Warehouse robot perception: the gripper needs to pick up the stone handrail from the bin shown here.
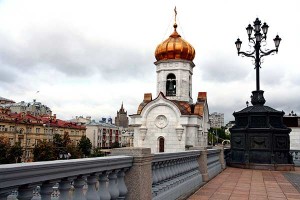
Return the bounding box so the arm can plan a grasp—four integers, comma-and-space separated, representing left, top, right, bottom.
207, 149, 223, 180
0, 147, 226, 200
0, 156, 133, 200
151, 151, 204, 200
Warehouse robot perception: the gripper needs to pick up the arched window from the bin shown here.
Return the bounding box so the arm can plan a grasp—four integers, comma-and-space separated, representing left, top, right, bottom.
166, 73, 176, 96
158, 137, 165, 152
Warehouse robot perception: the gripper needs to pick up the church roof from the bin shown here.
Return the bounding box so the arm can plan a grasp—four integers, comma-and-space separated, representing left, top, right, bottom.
154, 10, 195, 62
136, 92, 207, 117
155, 25, 195, 62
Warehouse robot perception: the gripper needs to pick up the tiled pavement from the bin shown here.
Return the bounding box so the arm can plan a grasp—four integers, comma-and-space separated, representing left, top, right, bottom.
188, 167, 300, 200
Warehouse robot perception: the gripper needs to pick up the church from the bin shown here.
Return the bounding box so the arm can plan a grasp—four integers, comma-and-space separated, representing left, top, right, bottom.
130, 11, 209, 153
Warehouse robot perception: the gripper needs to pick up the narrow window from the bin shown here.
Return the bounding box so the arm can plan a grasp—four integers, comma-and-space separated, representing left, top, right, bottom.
166, 73, 176, 96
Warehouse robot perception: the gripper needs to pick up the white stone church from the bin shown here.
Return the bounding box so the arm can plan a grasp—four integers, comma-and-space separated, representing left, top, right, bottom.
130, 16, 209, 153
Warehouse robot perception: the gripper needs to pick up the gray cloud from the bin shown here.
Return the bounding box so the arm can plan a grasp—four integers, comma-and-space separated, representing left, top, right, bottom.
0, 28, 154, 81
0, 66, 17, 83
200, 54, 249, 82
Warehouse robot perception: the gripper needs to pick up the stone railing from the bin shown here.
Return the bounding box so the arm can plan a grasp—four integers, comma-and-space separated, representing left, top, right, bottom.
290, 150, 300, 167
0, 156, 133, 200
1, 147, 226, 200
207, 149, 224, 180
151, 151, 204, 200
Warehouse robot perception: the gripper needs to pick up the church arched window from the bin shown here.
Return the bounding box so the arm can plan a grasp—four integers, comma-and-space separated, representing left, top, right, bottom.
158, 137, 165, 152
166, 73, 176, 96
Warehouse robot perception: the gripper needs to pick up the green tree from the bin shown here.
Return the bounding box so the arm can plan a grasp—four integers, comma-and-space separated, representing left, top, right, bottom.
0, 136, 10, 164
91, 147, 104, 157
33, 140, 55, 161
62, 132, 71, 147
111, 141, 120, 148
66, 143, 82, 159
8, 142, 23, 163
78, 136, 92, 157
53, 133, 63, 158
208, 127, 230, 145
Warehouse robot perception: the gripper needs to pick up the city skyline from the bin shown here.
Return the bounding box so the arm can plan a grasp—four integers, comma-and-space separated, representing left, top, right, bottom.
0, 0, 299, 123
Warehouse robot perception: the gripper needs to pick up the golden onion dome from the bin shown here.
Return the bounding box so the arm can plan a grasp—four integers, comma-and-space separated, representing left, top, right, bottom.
155, 23, 195, 62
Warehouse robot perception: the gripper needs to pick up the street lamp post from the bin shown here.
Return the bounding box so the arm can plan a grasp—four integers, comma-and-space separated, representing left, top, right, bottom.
229, 18, 293, 169
235, 18, 281, 104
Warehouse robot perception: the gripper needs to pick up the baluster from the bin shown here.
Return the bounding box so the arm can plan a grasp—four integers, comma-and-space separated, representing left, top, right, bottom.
17, 185, 34, 200
59, 178, 72, 200
72, 176, 87, 200
173, 159, 180, 177
152, 163, 159, 197
117, 168, 128, 200
178, 158, 184, 175
154, 162, 162, 183
159, 162, 166, 181
169, 160, 177, 187
0, 193, 9, 200
152, 163, 158, 185
40, 181, 56, 200
108, 170, 120, 200
0, 188, 14, 200
186, 157, 192, 172
51, 184, 59, 199
98, 172, 111, 200
86, 173, 100, 200
169, 160, 176, 178
165, 161, 171, 180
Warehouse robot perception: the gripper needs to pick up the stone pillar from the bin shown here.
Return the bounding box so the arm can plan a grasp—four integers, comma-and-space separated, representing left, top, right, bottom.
111, 147, 153, 200
215, 145, 226, 170
190, 147, 208, 182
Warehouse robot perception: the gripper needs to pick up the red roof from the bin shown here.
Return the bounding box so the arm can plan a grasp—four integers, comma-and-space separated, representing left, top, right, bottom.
0, 108, 85, 130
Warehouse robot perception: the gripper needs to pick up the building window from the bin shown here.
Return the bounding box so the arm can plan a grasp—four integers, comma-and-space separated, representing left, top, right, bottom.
26, 139, 30, 146
36, 128, 40, 134
0, 125, 5, 131
10, 126, 15, 132
166, 73, 176, 96
9, 138, 14, 145
26, 127, 32, 133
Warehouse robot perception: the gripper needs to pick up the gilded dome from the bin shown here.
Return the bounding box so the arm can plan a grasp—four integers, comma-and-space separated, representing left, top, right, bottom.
155, 23, 195, 62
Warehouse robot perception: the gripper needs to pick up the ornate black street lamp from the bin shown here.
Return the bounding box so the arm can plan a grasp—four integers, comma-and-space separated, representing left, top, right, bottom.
228, 18, 293, 170
235, 18, 281, 93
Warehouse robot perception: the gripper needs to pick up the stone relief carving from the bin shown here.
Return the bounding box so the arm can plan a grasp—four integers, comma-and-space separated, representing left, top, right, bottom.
155, 115, 168, 129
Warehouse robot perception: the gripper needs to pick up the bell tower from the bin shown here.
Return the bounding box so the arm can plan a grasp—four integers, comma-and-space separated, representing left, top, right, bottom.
154, 8, 195, 103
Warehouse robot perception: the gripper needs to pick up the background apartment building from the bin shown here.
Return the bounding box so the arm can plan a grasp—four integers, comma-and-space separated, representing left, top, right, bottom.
209, 112, 224, 128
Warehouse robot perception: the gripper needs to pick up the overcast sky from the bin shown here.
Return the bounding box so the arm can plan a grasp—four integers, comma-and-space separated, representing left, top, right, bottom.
0, 0, 299, 123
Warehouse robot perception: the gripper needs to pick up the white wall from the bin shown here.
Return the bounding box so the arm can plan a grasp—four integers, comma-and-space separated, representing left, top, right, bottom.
290, 127, 300, 150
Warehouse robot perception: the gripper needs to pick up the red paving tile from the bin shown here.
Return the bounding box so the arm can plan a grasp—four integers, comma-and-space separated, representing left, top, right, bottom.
188, 167, 300, 200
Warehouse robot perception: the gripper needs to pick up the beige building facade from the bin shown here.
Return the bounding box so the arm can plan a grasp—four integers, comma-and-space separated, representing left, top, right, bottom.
0, 107, 86, 161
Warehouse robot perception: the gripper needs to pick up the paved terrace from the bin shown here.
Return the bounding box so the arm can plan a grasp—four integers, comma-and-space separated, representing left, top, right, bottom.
188, 167, 300, 200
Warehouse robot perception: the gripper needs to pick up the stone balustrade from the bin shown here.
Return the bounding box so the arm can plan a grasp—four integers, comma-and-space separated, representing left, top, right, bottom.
0, 147, 226, 200
207, 148, 224, 180
0, 156, 133, 200
151, 151, 204, 200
